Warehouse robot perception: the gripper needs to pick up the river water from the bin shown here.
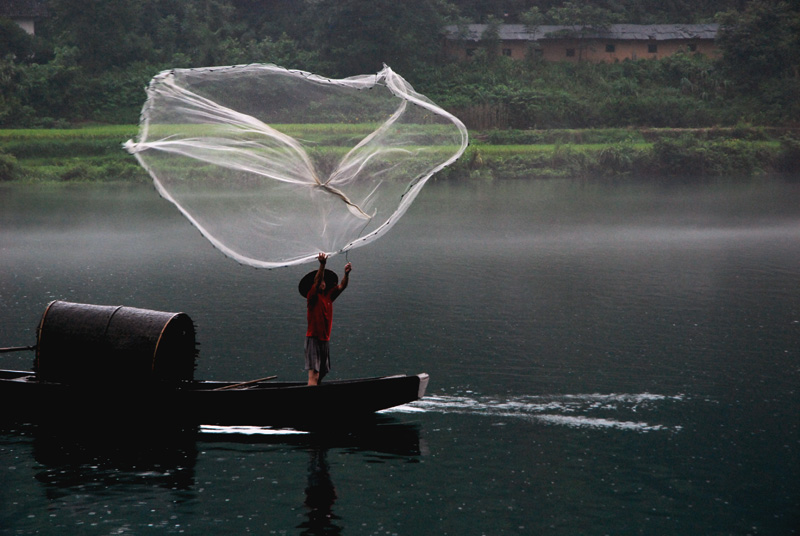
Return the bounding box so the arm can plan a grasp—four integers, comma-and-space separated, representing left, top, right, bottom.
1, 177, 798, 535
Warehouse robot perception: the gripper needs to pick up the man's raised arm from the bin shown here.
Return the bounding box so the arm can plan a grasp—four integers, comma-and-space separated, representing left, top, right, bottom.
311, 252, 327, 293
332, 262, 351, 300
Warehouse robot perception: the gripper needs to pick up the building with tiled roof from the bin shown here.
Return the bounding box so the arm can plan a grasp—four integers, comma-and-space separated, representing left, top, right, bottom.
444, 24, 719, 62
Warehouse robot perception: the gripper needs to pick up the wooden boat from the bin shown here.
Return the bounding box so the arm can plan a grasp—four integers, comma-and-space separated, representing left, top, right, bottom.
1, 301, 429, 427
0, 369, 429, 427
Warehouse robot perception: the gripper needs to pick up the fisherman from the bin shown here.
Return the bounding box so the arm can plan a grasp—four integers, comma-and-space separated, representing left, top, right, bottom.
301, 252, 351, 386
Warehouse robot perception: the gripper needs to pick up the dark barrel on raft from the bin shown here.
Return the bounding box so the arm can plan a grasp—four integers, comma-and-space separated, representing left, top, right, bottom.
34, 300, 196, 383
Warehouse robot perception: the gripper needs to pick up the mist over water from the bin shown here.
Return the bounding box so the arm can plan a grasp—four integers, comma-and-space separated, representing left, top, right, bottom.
1, 177, 798, 535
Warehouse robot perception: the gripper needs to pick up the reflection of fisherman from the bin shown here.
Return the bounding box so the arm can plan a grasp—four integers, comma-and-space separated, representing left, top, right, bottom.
301, 253, 351, 386
298, 447, 340, 534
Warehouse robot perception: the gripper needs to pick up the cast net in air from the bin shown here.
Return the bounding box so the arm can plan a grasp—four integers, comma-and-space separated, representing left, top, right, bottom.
124, 64, 468, 268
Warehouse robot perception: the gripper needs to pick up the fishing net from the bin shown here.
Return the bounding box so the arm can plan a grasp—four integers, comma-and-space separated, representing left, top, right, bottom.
125, 64, 468, 268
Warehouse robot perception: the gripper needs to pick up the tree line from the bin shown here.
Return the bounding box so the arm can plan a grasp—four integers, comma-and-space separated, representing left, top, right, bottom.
0, 0, 797, 128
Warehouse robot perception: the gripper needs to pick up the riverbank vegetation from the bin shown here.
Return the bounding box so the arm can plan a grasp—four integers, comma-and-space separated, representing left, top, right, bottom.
0, 0, 797, 180
457, 133, 798, 180
1, 125, 797, 183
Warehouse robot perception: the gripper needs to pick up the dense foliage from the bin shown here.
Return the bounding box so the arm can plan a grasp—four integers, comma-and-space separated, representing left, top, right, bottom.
0, 0, 797, 128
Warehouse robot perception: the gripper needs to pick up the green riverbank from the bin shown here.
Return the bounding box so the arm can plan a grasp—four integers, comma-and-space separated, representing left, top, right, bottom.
1, 126, 798, 183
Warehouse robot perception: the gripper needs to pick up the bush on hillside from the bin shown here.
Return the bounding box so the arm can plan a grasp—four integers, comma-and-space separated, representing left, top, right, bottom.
0, 150, 20, 181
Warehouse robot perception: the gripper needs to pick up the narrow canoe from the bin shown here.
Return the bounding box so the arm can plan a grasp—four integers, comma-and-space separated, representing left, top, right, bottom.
0, 369, 429, 427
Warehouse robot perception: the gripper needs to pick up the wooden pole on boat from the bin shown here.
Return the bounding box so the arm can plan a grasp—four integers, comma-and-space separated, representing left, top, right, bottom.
0, 345, 36, 354
211, 375, 278, 391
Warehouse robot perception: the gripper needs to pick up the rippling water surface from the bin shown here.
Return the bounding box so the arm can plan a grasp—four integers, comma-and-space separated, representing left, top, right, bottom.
1, 177, 798, 535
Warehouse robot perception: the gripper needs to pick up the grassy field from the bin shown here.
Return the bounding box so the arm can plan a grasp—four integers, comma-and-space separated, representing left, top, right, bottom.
0, 125, 144, 183
0, 125, 796, 183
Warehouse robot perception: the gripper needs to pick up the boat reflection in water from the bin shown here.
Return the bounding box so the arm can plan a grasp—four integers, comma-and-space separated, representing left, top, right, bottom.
28, 421, 199, 509
14, 416, 422, 534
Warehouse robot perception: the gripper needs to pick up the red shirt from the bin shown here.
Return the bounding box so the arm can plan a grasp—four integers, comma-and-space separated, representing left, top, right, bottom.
306, 285, 334, 341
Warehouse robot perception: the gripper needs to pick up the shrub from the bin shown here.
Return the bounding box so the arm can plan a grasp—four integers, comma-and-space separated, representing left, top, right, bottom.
59, 162, 94, 182
775, 136, 800, 174
649, 136, 767, 177
596, 144, 635, 176
0, 150, 19, 181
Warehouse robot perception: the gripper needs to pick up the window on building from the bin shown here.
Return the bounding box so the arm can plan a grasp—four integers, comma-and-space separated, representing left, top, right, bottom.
688, 43, 697, 52
534, 49, 543, 57
605, 44, 615, 53
648, 43, 657, 53
466, 48, 475, 57
566, 48, 575, 57
502, 48, 512, 57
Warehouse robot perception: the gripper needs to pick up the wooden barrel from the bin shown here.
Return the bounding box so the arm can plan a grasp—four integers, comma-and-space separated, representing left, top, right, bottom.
35, 301, 196, 383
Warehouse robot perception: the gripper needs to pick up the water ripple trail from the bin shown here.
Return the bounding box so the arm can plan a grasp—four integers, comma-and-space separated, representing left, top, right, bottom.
387, 392, 685, 433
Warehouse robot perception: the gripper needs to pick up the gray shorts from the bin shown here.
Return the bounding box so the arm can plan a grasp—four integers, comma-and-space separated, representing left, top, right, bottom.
305, 336, 331, 377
